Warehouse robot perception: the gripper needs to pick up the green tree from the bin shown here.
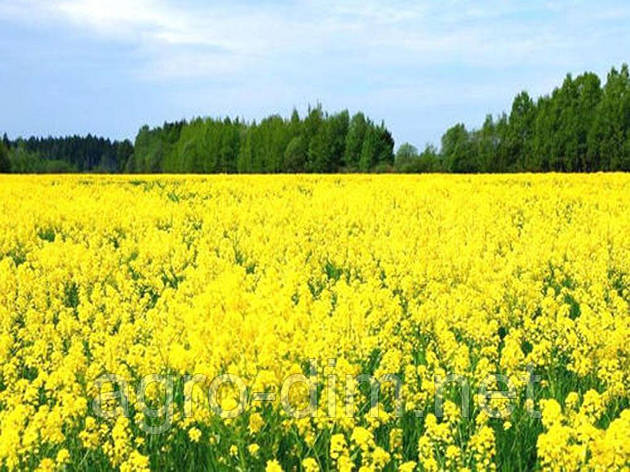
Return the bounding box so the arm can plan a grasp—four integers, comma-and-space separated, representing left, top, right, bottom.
506, 91, 536, 170
532, 97, 553, 171
284, 136, 308, 172
572, 72, 602, 170
359, 126, 378, 171
588, 65, 630, 170
395, 143, 441, 173
395, 143, 419, 162
237, 130, 255, 173
374, 124, 395, 166
441, 123, 475, 172
474, 115, 498, 172
7, 143, 42, 172
0, 140, 10, 173
115, 140, 134, 173
418, 144, 441, 172
344, 113, 367, 169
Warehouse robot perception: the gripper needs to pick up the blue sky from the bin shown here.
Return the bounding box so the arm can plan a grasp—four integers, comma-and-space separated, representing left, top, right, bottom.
1, 0, 629, 148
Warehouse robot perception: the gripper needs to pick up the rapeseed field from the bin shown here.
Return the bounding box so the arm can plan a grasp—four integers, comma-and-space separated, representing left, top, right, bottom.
0, 174, 628, 471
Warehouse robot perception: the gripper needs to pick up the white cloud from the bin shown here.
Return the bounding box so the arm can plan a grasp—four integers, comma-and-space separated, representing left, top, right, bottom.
2, 0, 603, 80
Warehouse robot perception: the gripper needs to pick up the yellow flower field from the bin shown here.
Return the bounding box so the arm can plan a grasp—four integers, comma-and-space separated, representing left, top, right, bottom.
0, 174, 628, 471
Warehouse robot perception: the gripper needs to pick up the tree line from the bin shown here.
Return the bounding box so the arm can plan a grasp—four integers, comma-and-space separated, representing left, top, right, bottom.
1, 64, 629, 174
125, 106, 394, 173
396, 64, 630, 172
0, 134, 133, 173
